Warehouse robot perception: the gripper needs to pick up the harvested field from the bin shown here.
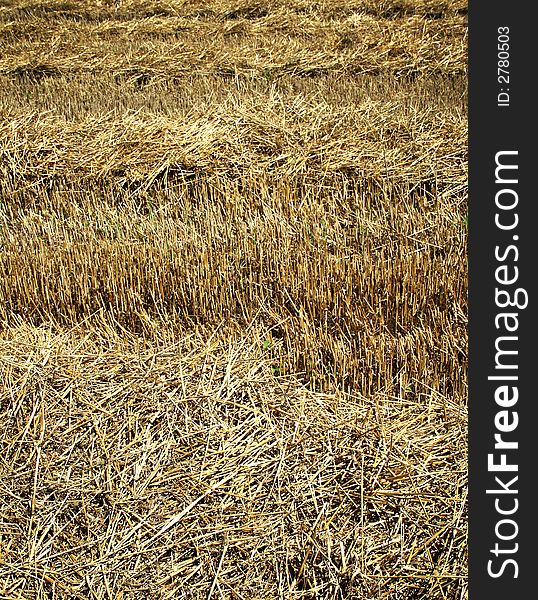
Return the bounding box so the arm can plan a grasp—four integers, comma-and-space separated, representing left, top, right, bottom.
0, 1, 468, 598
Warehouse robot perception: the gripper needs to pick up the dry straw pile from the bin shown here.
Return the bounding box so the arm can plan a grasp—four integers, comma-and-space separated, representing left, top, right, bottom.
1, 0, 467, 598
0, 322, 466, 598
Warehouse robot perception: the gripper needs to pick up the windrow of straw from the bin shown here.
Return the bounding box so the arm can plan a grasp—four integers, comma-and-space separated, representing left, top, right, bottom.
1, 98, 466, 188
0, 3, 466, 79
0, 322, 467, 599
0, 0, 468, 21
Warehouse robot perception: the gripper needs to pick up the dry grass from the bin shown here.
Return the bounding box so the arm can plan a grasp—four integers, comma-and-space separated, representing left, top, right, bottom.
0, 0, 467, 597
1, 97, 466, 183
0, 0, 466, 80
0, 322, 466, 598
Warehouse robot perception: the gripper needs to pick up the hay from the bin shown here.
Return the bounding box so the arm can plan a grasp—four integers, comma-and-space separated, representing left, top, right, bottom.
0, 2, 466, 79
0, 99, 466, 186
0, 0, 468, 597
0, 322, 466, 598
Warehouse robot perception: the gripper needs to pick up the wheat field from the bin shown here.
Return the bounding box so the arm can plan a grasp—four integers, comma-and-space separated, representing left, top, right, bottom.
0, 1, 467, 598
